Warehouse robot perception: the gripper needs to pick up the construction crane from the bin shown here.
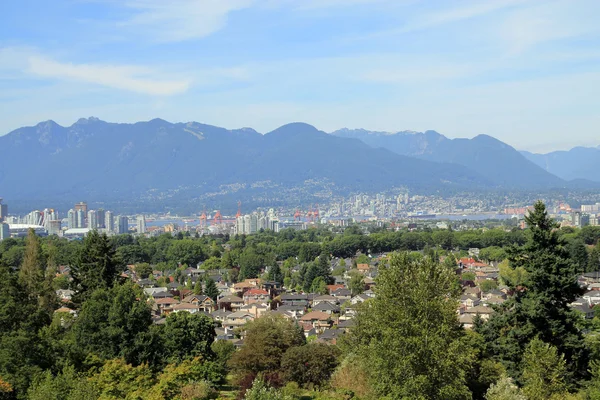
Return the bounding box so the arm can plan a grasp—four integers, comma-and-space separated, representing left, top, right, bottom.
235, 201, 242, 219
294, 209, 301, 221
213, 210, 223, 225
307, 207, 314, 222
200, 209, 207, 227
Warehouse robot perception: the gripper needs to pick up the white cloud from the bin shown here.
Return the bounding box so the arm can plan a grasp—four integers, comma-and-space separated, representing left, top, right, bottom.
117, 0, 254, 42
27, 55, 191, 95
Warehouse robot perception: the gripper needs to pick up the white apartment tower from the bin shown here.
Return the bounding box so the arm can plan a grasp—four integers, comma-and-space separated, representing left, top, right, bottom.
136, 215, 146, 234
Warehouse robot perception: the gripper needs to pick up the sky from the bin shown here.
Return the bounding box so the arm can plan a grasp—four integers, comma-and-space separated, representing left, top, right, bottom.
1, 0, 599, 152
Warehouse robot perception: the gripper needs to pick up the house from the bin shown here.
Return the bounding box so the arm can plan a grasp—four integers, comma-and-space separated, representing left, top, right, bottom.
233, 281, 256, 295
280, 293, 309, 307
313, 301, 340, 314
223, 311, 255, 333
172, 303, 203, 314
136, 279, 156, 288
318, 328, 344, 345
571, 297, 595, 319
460, 295, 480, 308
331, 288, 352, 302
211, 309, 232, 323
481, 297, 505, 306
276, 304, 305, 318
463, 286, 481, 298
327, 284, 345, 294
357, 264, 370, 274
337, 319, 355, 332
300, 311, 334, 332
268, 309, 296, 320
144, 287, 169, 297
240, 303, 269, 318
459, 313, 476, 329
363, 277, 376, 289
312, 295, 338, 307
154, 297, 180, 315
583, 290, 600, 305
182, 294, 215, 313
464, 305, 494, 321
350, 294, 371, 305
152, 291, 174, 299
243, 288, 270, 305
218, 295, 244, 311
299, 322, 317, 338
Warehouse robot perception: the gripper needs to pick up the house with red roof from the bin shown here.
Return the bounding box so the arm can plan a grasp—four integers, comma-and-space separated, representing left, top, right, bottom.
243, 288, 270, 305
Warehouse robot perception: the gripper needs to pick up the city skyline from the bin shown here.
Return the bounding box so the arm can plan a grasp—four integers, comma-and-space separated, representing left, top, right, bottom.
2, 0, 600, 152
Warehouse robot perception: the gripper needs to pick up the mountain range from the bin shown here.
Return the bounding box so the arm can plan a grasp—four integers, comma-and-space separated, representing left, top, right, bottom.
521, 147, 600, 183
0, 118, 596, 210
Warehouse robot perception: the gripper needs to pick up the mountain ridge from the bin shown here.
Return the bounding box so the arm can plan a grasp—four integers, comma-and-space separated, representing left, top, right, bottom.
331, 128, 565, 188
0, 118, 494, 203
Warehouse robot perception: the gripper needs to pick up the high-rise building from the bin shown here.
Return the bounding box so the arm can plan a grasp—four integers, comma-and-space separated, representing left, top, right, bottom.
136, 215, 146, 234
76, 209, 85, 228
47, 220, 61, 235
0, 223, 9, 240
74, 202, 88, 214
117, 215, 129, 234
88, 210, 98, 230
97, 209, 106, 229
105, 211, 114, 233
75, 202, 88, 227
67, 209, 76, 229
0, 198, 7, 223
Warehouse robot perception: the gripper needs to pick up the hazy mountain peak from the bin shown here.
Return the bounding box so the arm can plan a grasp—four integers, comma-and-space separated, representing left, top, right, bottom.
73, 116, 102, 125
267, 122, 320, 136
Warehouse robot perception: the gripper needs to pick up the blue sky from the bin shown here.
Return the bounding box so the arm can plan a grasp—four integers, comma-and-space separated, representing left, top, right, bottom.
1, 0, 599, 152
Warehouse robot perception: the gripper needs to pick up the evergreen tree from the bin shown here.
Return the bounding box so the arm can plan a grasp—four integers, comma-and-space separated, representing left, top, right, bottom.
71, 231, 122, 304
193, 279, 203, 295
267, 263, 283, 283
204, 277, 219, 303
479, 201, 588, 383
570, 239, 589, 273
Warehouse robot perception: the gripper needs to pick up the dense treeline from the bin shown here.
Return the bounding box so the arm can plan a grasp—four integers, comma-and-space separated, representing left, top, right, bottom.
2, 223, 599, 278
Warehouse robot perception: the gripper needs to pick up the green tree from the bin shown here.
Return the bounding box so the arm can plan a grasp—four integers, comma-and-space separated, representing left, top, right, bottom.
135, 263, 153, 279
19, 229, 55, 312
161, 311, 216, 363
484, 375, 525, 400
203, 277, 219, 303
280, 343, 340, 388
348, 271, 365, 296
345, 253, 471, 399
194, 279, 203, 295
570, 239, 590, 273
521, 338, 568, 400
479, 280, 498, 293
267, 263, 283, 283
66, 281, 153, 368
19, 229, 45, 299
479, 201, 588, 383
70, 231, 122, 304
589, 245, 600, 273
229, 314, 305, 379
309, 276, 327, 295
